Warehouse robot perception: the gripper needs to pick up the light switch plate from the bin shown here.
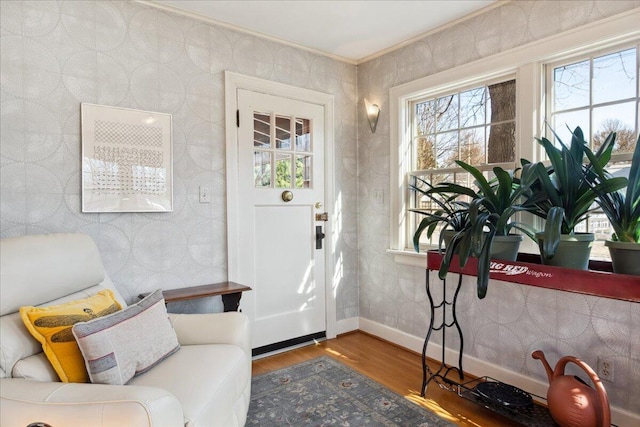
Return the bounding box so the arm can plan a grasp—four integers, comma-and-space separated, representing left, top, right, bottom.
199, 186, 210, 203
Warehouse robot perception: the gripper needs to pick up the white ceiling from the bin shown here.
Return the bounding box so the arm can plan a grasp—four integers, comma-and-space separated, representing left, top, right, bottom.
152, 0, 497, 63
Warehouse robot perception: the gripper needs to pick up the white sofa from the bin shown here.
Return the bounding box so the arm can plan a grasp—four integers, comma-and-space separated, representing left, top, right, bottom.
0, 233, 251, 427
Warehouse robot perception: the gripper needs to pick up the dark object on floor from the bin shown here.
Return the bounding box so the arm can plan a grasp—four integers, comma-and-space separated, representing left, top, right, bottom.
458, 376, 558, 427
474, 380, 533, 408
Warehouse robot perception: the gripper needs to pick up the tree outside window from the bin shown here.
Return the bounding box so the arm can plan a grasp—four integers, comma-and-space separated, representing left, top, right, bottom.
410, 78, 516, 247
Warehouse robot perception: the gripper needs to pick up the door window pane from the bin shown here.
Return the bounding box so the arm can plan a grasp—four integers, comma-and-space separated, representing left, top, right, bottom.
296, 155, 311, 188
275, 115, 291, 149
295, 118, 311, 152
252, 112, 313, 189
254, 151, 271, 188
275, 153, 292, 188
254, 113, 270, 148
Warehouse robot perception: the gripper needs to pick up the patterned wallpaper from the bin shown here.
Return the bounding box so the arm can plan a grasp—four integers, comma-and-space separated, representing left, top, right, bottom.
1, 0, 639, 417
0, 0, 358, 318
356, 0, 640, 414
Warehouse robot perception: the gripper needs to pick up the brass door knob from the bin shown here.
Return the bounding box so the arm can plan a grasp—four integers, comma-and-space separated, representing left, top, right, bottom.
281, 190, 294, 202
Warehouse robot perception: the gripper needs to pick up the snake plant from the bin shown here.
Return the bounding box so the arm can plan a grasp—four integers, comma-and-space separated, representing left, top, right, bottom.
409, 176, 470, 252
588, 134, 640, 243
521, 126, 628, 259
423, 160, 538, 299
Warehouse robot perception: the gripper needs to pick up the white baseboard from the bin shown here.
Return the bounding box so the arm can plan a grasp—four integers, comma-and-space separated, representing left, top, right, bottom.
336, 317, 359, 335
357, 317, 639, 427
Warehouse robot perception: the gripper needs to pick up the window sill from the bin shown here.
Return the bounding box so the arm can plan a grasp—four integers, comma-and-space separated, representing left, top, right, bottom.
387, 249, 427, 268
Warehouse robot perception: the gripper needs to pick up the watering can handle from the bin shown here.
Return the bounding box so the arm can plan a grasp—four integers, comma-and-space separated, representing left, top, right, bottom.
554, 356, 611, 427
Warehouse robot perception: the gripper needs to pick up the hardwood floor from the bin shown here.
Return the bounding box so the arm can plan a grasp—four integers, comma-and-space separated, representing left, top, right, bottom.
252, 331, 522, 427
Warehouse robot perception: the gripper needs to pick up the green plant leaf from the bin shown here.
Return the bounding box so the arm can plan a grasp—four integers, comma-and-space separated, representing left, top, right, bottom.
540, 207, 563, 259
456, 160, 498, 205
476, 227, 496, 299
493, 166, 513, 212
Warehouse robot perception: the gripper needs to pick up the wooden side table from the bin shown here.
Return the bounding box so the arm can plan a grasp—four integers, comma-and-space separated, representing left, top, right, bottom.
139, 281, 252, 312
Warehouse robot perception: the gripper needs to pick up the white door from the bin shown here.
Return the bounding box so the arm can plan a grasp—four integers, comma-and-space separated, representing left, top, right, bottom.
236, 89, 326, 350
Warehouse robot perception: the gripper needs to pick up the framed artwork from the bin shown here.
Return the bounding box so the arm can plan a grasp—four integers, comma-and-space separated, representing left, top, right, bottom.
81, 103, 173, 213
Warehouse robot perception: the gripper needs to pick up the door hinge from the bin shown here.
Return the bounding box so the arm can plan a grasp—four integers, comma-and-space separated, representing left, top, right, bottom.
236, 109, 240, 127
315, 212, 329, 221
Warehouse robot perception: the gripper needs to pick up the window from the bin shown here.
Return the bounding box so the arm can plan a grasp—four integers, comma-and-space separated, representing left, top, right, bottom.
410, 78, 516, 247
548, 46, 638, 156
389, 11, 639, 267
547, 44, 639, 259
253, 113, 313, 189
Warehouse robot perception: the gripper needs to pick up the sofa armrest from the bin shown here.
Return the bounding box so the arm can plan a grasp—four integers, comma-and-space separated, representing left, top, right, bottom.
0, 378, 184, 427
168, 312, 251, 358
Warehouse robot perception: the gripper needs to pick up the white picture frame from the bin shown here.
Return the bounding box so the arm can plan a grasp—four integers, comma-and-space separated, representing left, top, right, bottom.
81, 103, 173, 213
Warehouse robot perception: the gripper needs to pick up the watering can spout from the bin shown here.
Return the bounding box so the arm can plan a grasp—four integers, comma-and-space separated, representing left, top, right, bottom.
531, 350, 553, 384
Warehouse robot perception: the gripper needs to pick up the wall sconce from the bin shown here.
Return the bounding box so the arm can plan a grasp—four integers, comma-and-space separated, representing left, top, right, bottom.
364, 98, 380, 134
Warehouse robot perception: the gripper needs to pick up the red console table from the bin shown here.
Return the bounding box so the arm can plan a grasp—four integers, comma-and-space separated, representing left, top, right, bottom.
421, 251, 640, 397
426, 250, 640, 302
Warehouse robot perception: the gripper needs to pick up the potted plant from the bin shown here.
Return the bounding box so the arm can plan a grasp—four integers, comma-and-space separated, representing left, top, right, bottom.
588, 134, 640, 275
522, 126, 628, 270
422, 160, 538, 299
409, 175, 470, 252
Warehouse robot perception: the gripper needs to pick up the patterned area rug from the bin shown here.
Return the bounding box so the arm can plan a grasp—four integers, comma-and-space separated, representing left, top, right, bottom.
247, 356, 455, 426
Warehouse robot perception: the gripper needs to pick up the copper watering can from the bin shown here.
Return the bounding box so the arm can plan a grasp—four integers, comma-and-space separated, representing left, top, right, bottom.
532, 350, 610, 427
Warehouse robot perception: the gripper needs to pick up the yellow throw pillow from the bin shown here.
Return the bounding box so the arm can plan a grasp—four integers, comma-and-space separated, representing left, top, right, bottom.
20, 290, 122, 383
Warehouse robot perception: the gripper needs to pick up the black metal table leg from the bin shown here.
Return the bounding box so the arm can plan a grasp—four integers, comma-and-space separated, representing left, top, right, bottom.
421, 270, 465, 396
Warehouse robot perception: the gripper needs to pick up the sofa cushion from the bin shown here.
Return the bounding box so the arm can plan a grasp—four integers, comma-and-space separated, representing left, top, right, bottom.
73, 289, 180, 385
12, 353, 58, 382
129, 344, 250, 427
1, 233, 127, 316
19, 290, 122, 383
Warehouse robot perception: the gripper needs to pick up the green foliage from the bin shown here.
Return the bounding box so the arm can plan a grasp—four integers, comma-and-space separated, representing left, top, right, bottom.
520, 126, 628, 258
417, 161, 537, 299
409, 125, 634, 299
409, 176, 470, 253
589, 134, 640, 243
275, 157, 306, 188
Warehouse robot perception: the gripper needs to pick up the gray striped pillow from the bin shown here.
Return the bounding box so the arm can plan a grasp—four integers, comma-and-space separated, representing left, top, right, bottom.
72, 289, 179, 385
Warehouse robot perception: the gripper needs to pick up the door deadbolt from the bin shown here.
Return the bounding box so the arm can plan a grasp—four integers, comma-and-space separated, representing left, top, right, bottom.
281, 190, 293, 202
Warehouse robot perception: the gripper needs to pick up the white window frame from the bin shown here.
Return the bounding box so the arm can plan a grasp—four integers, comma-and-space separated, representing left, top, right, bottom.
388, 10, 640, 268
408, 74, 518, 250
545, 42, 640, 164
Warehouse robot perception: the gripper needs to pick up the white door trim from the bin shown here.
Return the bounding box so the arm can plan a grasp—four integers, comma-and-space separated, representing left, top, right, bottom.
224, 71, 337, 340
